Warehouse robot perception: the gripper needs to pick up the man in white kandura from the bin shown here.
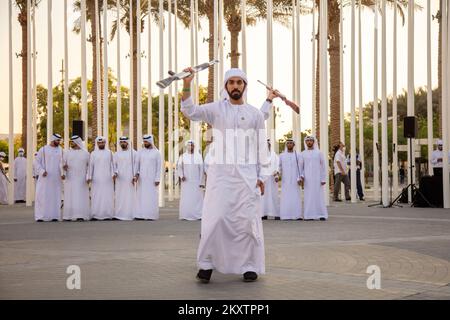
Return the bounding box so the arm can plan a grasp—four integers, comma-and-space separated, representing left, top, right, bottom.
134, 134, 161, 221
0, 152, 8, 205
113, 136, 137, 221
261, 139, 280, 220
177, 140, 205, 220
278, 138, 303, 220
13, 148, 27, 203
87, 136, 115, 220
34, 133, 63, 222
431, 140, 450, 176
300, 136, 328, 221
62, 135, 90, 221
181, 66, 274, 283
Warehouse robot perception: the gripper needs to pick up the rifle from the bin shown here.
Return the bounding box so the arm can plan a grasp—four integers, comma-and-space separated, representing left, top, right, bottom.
156, 60, 220, 89
257, 80, 300, 114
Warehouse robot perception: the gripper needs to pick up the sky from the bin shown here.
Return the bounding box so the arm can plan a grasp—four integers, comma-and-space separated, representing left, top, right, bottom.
0, 0, 440, 140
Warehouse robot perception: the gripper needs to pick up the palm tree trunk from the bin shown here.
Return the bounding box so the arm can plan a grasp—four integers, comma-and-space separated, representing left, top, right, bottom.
328, 1, 340, 150
88, 0, 99, 141
227, 12, 241, 68
19, 9, 28, 150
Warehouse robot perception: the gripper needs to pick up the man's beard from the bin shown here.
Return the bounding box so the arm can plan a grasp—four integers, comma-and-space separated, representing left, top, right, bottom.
227, 89, 243, 100
99, 145, 105, 150
121, 144, 128, 150
144, 144, 151, 149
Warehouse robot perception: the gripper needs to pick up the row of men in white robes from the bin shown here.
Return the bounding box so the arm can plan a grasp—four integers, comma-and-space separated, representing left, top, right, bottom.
261, 137, 328, 221
33, 133, 162, 222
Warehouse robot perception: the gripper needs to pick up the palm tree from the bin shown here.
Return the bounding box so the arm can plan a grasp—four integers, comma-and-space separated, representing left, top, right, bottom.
14, 0, 41, 150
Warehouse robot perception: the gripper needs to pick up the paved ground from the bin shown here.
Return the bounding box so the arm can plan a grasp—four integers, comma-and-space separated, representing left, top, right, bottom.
1, 196, 450, 300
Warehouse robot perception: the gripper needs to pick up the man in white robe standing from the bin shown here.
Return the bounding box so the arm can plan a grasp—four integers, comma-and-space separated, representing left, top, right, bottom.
278, 139, 303, 220
300, 136, 328, 221
0, 152, 9, 205
62, 135, 91, 221
113, 136, 137, 221
134, 134, 161, 220
87, 136, 115, 220
177, 140, 204, 220
181, 67, 273, 283
13, 148, 27, 203
261, 139, 280, 220
34, 133, 63, 222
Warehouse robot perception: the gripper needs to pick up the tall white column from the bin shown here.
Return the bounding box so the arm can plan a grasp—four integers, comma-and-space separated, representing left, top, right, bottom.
312, 5, 316, 136
213, 0, 218, 100
241, 0, 247, 73
319, 0, 329, 205
8, 0, 14, 205
340, 1, 344, 144
64, 0, 69, 149
174, 0, 180, 198
266, 0, 274, 141
95, 0, 102, 137
443, 0, 450, 208
381, 0, 388, 207
373, 0, 379, 200
158, 0, 165, 207
350, 0, 357, 203
47, 0, 53, 143
81, 0, 88, 144
137, 0, 142, 148
26, 0, 32, 206
32, 0, 37, 159
426, 0, 433, 176
168, 0, 173, 201
296, 1, 301, 149
103, 0, 109, 142
218, 0, 224, 88
358, 0, 365, 191
392, 0, 399, 196
407, 0, 415, 202
189, 0, 197, 143
129, 0, 134, 144
147, 0, 152, 135
291, 0, 298, 146
116, 0, 122, 150
194, 0, 200, 146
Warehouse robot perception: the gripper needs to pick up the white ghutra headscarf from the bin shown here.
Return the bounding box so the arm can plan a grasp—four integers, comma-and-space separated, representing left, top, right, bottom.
221, 68, 248, 103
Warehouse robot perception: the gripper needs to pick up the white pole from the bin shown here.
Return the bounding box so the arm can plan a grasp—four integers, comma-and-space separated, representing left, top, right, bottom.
426, 0, 433, 176
296, 1, 301, 149
350, 0, 357, 203
174, 0, 179, 198
159, 0, 165, 207
103, 0, 109, 142
218, 0, 224, 89
81, 0, 88, 144
340, 1, 344, 144
117, 0, 122, 150
189, 0, 196, 142
319, 0, 329, 205
241, 0, 247, 73
373, 0, 379, 200
194, 0, 200, 146
148, 0, 152, 135
168, 0, 173, 201
358, 0, 365, 191
392, 0, 399, 195
32, 0, 37, 159
64, 0, 69, 150
443, 0, 450, 208
312, 4, 316, 136
267, 0, 274, 141
26, 0, 32, 206
8, 0, 14, 205
47, 0, 53, 144
137, 0, 142, 148
381, 0, 388, 207
95, 0, 102, 137
407, 0, 415, 202
292, 0, 297, 146
129, 0, 134, 144
213, 0, 218, 100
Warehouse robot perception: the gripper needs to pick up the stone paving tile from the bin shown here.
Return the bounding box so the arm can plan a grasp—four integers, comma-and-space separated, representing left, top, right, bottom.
0, 201, 449, 299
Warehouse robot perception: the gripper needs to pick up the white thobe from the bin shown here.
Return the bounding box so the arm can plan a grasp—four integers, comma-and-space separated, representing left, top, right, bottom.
261, 151, 280, 217
134, 147, 161, 220
14, 156, 27, 201
431, 150, 450, 168
113, 149, 137, 220
63, 149, 91, 220
181, 96, 270, 275
34, 145, 63, 221
88, 149, 115, 220
279, 151, 303, 220
0, 165, 8, 204
301, 149, 328, 220
177, 152, 204, 220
